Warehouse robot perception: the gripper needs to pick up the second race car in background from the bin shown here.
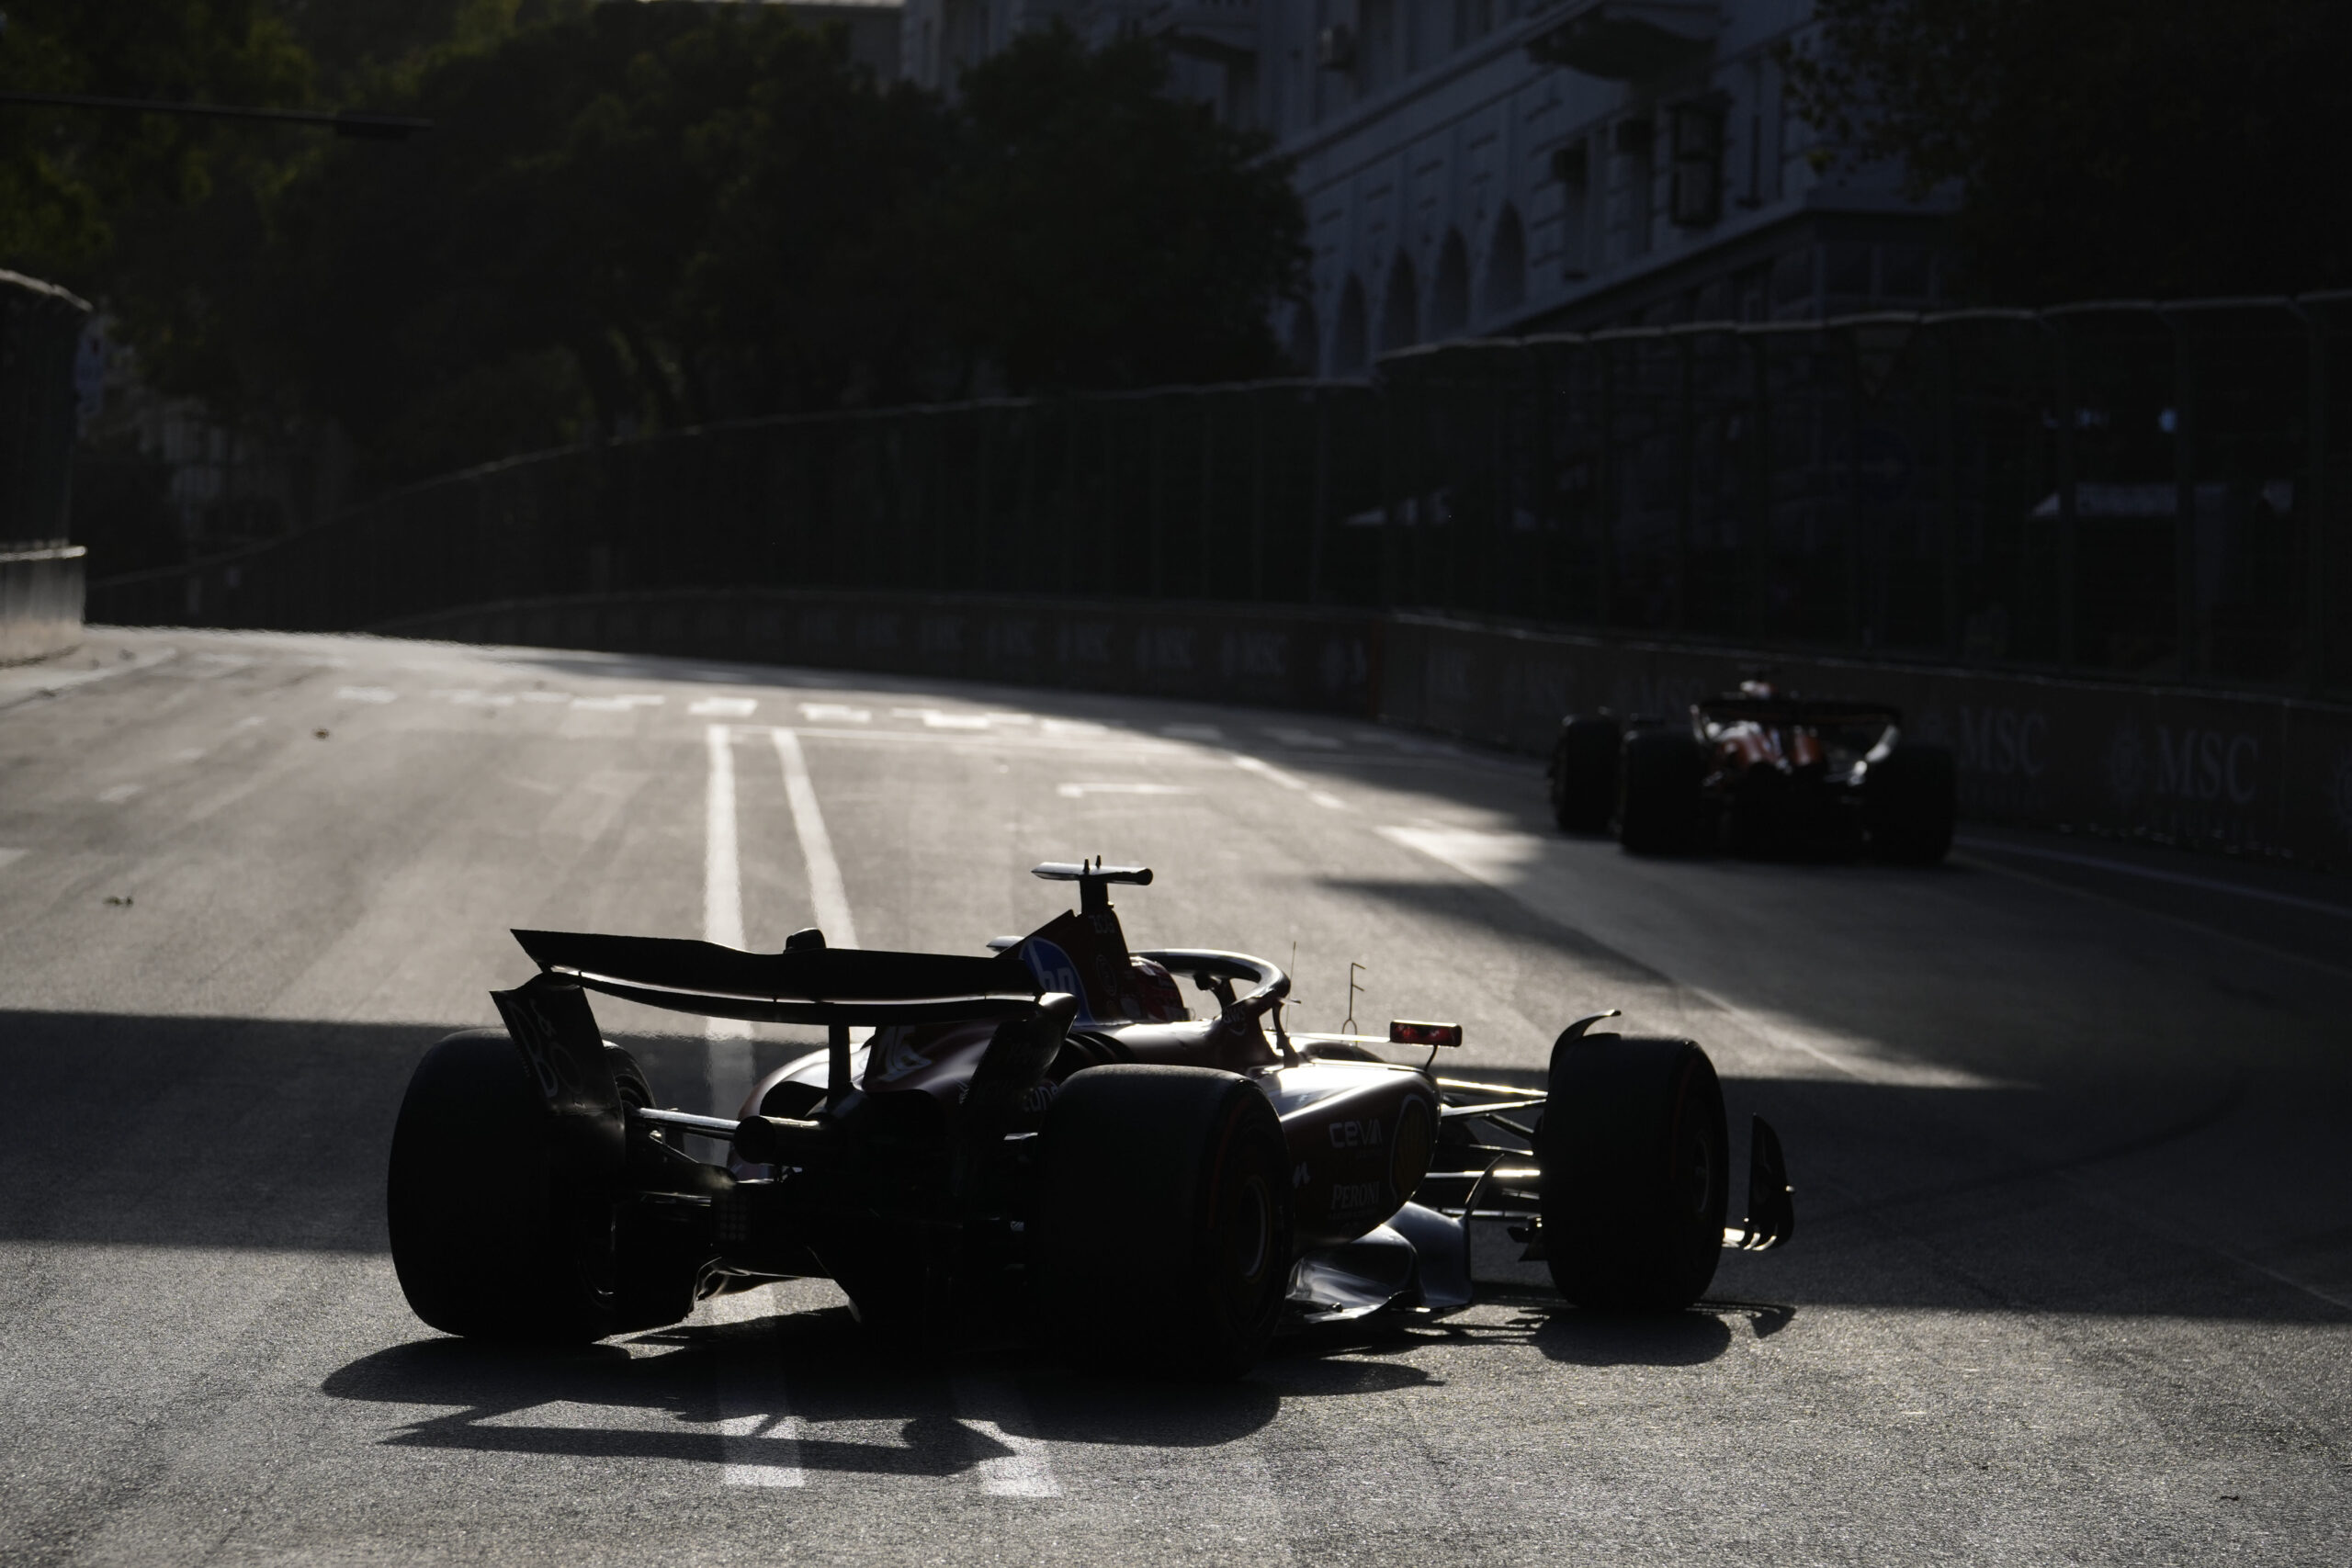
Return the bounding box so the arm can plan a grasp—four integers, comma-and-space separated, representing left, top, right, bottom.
1549, 682, 1956, 862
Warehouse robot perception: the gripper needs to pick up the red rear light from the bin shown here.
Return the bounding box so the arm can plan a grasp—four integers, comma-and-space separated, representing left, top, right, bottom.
1388, 1020, 1463, 1048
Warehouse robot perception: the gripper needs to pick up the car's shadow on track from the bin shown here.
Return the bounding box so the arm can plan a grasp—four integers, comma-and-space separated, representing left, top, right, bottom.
322, 1288, 1764, 1474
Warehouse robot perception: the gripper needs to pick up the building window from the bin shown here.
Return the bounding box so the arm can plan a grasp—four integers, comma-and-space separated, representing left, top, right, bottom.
1552, 140, 1591, 278
1616, 116, 1655, 259
1668, 100, 1724, 227
1483, 205, 1528, 315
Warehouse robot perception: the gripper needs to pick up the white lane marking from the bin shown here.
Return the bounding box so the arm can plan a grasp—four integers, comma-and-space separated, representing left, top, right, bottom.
786, 727, 1177, 756
335, 685, 396, 704
799, 703, 870, 723
1160, 723, 1224, 741
983, 712, 1036, 725
895, 706, 991, 729
771, 730, 860, 948
705, 727, 753, 1111
1230, 752, 1309, 791
951, 1375, 1062, 1498
1263, 726, 1341, 750
519, 691, 572, 704
0, 849, 26, 873
1955, 835, 2352, 920
1307, 791, 1349, 811
707, 1287, 806, 1487
691, 696, 759, 718
430, 688, 514, 707
572, 693, 664, 712
233, 716, 264, 729
1056, 782, 1193, 799
96, 784, 141, 804
1042, 718, 1104, 738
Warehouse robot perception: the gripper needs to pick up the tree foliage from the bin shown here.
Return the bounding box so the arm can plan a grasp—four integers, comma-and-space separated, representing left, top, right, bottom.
1, 5, 1306, 492
1786, 0, 2352, 303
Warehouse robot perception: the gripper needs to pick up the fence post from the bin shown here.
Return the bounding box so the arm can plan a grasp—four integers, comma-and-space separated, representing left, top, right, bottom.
2169, 310, 2199, 680
1307, 389, 1330, 605
1250, 387, 1269, 602
2051, 321, 2077, 669
2295, 302, 2328, 693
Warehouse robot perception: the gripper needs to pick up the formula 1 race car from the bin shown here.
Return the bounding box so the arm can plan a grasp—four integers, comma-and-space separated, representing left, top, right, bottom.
388, 862, 1793, 1378
1548, 683, 1956, 863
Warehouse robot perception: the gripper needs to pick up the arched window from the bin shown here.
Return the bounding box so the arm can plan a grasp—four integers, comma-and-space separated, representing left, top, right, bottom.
1482, 204, 1527, 318
1377, 252, 1419, 354
1285, 299, 1321, 376
1330, 276, 1369, 376
1430, 230, 1471, 339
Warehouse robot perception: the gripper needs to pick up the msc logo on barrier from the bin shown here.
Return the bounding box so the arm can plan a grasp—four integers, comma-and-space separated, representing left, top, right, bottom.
2106, 722, 2260, 810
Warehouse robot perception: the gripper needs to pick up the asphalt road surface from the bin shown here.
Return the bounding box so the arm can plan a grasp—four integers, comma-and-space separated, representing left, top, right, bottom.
4, 628, 2347, 1566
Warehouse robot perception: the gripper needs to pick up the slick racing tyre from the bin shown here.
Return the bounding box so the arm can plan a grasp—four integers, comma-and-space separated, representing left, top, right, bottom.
1537, 1032, 1728, 1311
388, 1031, 659, 1343
1549, 716, 1622, 833
1035, 1066, 1292, 1380
1864, 742, 1957, 864
1617, 728, 1707, 854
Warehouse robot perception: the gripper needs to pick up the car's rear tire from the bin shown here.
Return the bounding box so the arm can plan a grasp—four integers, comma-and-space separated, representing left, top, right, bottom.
1617, 729, 1707, 854
388, 1030, 648, 1343
1549, 716, 1622, 833
1865, 742, 1957, 864
1538, 1032, 1727, 1311
1035, 1066, 1292, 1380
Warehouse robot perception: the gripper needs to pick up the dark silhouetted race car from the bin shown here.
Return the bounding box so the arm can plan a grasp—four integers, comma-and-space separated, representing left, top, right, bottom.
1549, 682, 1955, 861
388, 862, 1793, 1378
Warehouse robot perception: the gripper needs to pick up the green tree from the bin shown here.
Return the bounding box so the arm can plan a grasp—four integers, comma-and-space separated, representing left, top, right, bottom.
0, 0, 311, 279
1786, 0, 2352, 302
926, 28, 1307, 392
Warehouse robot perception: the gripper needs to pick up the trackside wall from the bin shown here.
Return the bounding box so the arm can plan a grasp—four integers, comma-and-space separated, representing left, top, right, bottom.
0, 543, 85, 664
368, 589, 2352, 872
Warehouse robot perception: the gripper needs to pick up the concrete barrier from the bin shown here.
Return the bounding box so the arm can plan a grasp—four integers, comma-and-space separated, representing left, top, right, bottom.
0, 542, 85, 664
372, 588, 2352, 873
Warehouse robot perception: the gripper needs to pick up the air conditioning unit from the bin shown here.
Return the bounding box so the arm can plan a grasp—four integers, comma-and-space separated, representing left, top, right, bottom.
1317, 24, 1357, 70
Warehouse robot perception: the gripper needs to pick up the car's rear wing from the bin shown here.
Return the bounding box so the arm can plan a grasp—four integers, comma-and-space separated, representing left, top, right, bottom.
1692, 694, 1902, 728
512, 929, 1040, 1025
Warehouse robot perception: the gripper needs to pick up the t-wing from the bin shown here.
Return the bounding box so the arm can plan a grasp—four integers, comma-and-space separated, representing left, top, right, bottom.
511, 929, 1040, 1026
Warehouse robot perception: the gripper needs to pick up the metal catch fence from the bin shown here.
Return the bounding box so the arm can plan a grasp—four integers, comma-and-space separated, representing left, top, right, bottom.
88, 292, 2352, 697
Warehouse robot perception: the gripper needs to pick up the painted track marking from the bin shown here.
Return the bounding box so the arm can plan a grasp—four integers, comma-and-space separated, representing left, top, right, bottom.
951, 1375, 1063, 1498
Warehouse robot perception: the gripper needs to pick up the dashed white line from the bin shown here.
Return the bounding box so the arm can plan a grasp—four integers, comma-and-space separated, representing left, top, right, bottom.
1229, 753, 1309, 791
1307, 791, 1349, 810
571, 693, 664, 712
96, 784, 141, 804
690, 696, 759, 718
335, 686, 396, 704
799, 703, 871, 723
1056, 783, 1193, 799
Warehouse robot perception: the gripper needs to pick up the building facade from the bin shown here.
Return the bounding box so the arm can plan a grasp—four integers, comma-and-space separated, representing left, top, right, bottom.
896, 1, 1951, 374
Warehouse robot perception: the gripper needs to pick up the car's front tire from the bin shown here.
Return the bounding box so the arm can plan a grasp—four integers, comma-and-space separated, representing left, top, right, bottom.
388, 1031, 662, 1343
1865, 742, 1957, 864
1537, 1032, 1728, 1311
1617, 728, 1707, 854
1034, 1066, 1292, 1380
